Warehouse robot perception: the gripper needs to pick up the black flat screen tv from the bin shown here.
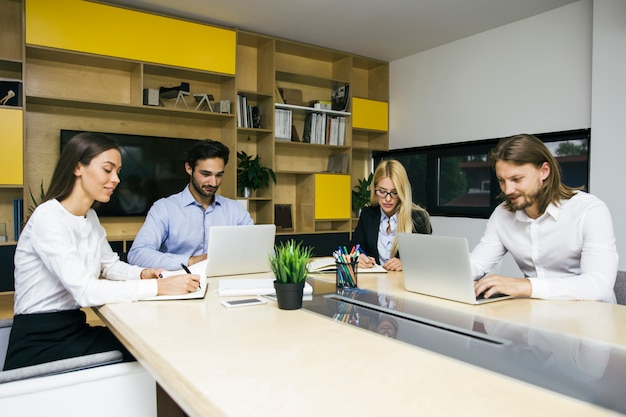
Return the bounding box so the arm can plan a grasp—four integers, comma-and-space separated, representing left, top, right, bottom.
60, 130, 197, 217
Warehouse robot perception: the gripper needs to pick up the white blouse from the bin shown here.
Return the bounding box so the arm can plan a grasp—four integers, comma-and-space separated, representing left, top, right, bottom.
13, 199, 158, 315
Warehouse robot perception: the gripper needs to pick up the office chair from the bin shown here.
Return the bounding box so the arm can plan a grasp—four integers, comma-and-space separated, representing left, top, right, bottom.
614, 271, 626, 305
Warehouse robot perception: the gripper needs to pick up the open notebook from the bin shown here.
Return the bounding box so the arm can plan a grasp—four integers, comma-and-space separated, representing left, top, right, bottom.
141, 260, 208, 301
307, 257, 387, 274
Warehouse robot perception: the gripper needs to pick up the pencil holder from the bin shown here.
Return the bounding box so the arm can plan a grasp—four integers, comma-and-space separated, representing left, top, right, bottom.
335, 259, 358, 288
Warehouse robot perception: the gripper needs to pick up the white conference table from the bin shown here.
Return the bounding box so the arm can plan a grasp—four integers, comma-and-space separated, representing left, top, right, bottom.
96, 270, 626, 417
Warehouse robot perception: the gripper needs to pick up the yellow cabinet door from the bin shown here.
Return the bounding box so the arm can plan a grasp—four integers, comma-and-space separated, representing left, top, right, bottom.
314, 174, 350, 219
352, 98, 389, 131
26, 0, 236, 74
0, 108, 23, 185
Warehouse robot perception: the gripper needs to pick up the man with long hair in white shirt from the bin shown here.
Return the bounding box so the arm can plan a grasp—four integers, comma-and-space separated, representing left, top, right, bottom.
471, 134, 618, 302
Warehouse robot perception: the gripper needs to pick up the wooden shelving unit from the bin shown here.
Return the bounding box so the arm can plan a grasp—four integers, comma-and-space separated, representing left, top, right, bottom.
0, 2, 389, 246
0, 0, 24, 244
236, 31, 389, 235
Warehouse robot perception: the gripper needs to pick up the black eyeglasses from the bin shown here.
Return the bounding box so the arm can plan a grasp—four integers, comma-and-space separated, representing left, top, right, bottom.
375, 189, 399, 199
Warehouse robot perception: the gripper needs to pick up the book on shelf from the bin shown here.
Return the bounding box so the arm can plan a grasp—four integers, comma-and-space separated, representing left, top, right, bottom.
238, 96, 262, 129
309, 100, 332, 110
331, 84, 350, 112
302, 113, 345, 145
302, 112, 313, 143
237, 94, 250, 128
251, 106, 261, 128
13, 198, 23, 241
274, 108, 292, 141
274, 85, 284, 104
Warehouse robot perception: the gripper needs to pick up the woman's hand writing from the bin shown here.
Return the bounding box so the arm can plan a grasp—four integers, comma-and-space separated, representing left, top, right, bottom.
157, 274, 201, 295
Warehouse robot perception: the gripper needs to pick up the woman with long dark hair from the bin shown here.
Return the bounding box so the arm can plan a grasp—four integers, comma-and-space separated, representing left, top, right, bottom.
3, 132, 199, 370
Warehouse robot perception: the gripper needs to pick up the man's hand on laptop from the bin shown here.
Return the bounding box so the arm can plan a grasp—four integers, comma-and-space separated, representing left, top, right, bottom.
188, 254, 207, 266
474, 275, 531, 299
382, 258, 402, 272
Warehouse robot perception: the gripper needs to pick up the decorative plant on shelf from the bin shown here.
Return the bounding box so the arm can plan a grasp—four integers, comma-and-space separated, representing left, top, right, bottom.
351, 172, 373, 216
236, 150, 276, 197
28, 180, 46, 218
269, 239, 314, 310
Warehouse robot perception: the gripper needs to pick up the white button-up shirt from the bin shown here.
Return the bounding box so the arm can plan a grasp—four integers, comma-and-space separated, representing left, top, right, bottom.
14, 199, 157, 315
470, 192, 618, 302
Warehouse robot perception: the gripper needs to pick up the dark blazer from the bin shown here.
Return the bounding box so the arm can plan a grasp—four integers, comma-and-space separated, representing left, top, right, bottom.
349, 206, 432, 264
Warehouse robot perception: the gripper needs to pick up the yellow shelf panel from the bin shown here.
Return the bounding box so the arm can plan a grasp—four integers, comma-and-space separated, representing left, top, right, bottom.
26, 0, 236, 75
314, 174, 350, 220
0, 108, 23, 185
352, 97, 388, 131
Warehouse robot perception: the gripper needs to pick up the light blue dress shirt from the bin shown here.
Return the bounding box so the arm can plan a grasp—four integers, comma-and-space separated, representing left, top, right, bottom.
127, 185, 253, 270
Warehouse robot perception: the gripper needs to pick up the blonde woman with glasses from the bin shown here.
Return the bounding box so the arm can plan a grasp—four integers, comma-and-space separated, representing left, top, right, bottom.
350, 159, 432, 271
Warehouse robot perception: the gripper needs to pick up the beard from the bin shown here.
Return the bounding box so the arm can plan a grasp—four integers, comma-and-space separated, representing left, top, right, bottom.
506, 190, 538, 211
191, 176, 218, 199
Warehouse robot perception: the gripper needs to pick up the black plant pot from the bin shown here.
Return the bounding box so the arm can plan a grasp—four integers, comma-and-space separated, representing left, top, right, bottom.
273, 281, 305, 310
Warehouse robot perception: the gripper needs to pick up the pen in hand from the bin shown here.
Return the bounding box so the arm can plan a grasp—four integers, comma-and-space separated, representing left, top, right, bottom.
180, 263, 201, 292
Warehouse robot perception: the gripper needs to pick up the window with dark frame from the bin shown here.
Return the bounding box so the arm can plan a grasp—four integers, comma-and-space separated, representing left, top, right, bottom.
373, 129, 590, 219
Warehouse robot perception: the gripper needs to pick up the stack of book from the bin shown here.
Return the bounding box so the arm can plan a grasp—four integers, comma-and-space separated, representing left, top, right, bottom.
237, 95, 260, 128
302, 113, 346, 145
275, 108, 292, 141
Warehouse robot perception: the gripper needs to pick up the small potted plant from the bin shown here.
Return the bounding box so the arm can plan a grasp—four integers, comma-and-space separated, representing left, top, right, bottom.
237, 150, 276, 197
269, 239, 314, 310
351, 172, 373, 217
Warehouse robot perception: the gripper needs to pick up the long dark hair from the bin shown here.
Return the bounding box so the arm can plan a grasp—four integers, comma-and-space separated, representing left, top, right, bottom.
489, 134, 577, 213
45, 132, 120, 203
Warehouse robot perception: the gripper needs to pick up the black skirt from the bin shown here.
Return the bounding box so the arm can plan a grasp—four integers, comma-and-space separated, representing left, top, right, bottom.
3, 309, 134, 371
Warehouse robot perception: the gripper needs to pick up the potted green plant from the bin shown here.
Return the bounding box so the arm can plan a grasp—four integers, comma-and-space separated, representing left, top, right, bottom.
269, 239, 314, 310
351, 172, 373, 217
237, 150, 276, 197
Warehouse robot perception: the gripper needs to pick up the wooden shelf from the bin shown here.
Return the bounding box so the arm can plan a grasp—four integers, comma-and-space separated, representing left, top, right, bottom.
1, 3, 389, 241
275, 102, 350, 116
26, 95, 236, 121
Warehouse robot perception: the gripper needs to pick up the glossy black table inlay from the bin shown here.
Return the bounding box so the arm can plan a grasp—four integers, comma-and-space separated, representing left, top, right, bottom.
303, 287, 626, 414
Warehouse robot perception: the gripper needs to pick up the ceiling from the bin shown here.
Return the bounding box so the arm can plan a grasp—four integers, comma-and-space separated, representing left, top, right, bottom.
100, 0, 578, 62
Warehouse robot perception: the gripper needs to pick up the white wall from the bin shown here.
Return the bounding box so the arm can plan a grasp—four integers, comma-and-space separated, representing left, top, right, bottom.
590, 0, 626, 270
389, 0, 626, 273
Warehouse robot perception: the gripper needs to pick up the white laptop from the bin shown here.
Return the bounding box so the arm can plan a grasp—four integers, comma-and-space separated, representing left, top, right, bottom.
205, 224, 276, 277
396, 233, 512, 304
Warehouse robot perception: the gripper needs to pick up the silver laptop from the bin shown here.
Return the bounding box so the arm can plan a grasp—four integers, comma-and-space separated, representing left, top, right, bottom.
205, 224, 276, 277
397, 233, 512, 304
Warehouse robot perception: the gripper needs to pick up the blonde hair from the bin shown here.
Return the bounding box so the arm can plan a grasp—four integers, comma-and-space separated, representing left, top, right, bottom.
370, 159, 430, 257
